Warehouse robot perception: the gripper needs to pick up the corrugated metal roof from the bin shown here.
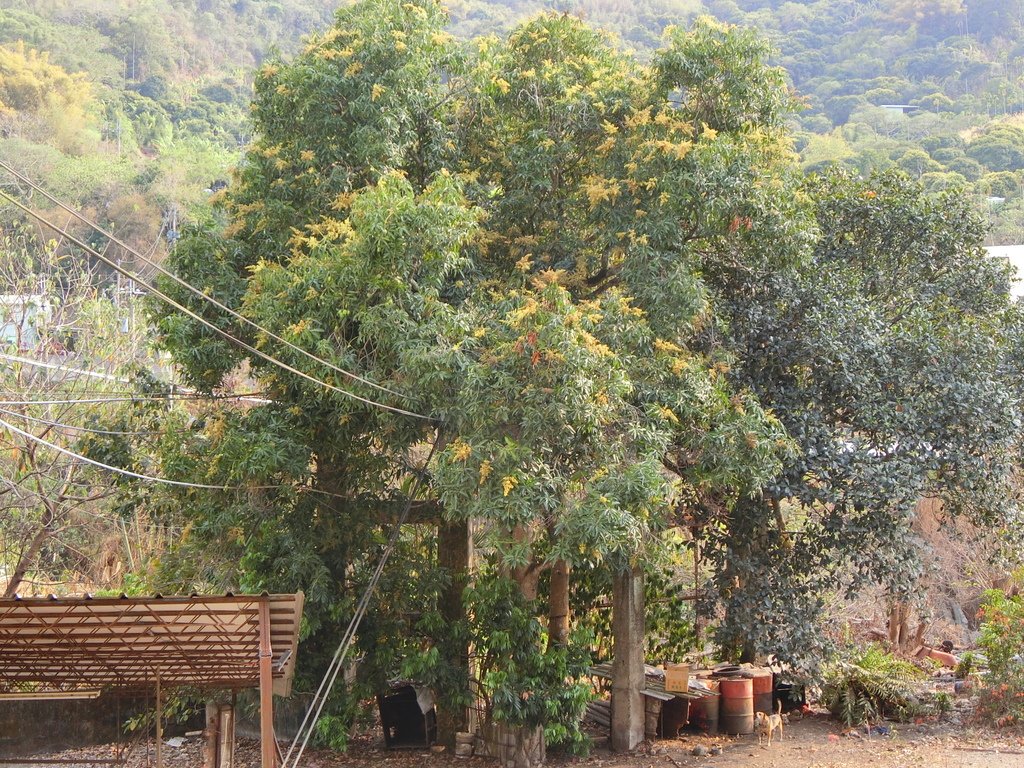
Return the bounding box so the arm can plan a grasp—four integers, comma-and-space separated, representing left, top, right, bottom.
588, 662, 716, 701
0, 593, 303, 696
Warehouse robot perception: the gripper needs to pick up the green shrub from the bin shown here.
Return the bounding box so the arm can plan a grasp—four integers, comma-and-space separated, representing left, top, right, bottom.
975, 590, 1024, 729
821, 645, 926, 726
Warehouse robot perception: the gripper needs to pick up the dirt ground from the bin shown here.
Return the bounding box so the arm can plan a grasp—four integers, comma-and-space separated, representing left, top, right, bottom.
22, 711, 1024, 768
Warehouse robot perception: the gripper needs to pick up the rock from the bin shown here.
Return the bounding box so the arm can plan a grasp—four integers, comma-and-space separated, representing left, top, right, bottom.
788, 709, 804, 722
430, 744, 446, 754
691, 745, 708, 757
709, 746, 722, 756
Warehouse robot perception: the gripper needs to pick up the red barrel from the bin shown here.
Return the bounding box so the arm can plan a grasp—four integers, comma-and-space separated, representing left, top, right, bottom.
688, 680, 720, 735
752, 669, 773, 717
719, 677, 753, 735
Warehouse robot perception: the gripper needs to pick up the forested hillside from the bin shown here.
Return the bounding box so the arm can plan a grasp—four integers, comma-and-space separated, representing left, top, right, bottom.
3, 0, 1024, 257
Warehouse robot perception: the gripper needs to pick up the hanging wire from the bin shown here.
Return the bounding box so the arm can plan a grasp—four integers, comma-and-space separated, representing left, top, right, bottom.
0, 160, 410, 401
0, 413, 292, 491
0, 393, 269, 406
0, 351, 127, 384
0, 408, 427, 508
0, 189, 435, 422
0, 407, 162, 437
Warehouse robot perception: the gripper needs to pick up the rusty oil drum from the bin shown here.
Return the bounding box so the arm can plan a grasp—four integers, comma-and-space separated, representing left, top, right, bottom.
688, 679, 720, 735
752, 668, 774, 717
718, 677, 754, 735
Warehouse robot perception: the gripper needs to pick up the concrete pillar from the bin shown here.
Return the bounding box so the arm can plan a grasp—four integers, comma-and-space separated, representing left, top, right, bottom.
436, 519, 470, 746
611, 565, 645, 752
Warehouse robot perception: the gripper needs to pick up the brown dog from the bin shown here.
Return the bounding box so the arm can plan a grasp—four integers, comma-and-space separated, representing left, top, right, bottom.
755, 700, 784, 746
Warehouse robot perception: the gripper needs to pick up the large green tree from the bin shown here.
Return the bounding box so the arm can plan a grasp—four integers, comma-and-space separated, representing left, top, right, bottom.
150, 0, 797, 745
147, 0, 1023, 747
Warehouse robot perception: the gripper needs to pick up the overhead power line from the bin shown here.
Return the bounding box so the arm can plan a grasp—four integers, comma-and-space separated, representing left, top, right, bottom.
0, 352, 270, 405
0, 410, 428, 507
0, 413, 288, 491
0, 407, 162, 437
0, 392, 269, 406
0, 189, 433, 422
0, 159, 409, 402
0, 352, 126, 384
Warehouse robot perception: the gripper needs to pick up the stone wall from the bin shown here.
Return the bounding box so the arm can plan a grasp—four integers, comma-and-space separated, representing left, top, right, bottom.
0, 695, 149, 757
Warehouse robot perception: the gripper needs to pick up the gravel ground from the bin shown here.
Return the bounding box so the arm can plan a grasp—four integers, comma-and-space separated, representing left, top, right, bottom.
14, 709, 1024, 768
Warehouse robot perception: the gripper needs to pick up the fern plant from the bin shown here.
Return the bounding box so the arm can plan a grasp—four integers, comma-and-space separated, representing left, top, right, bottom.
821, 645, 926, 726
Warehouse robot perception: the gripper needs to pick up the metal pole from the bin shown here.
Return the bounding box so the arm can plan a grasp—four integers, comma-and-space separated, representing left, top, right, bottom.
259, 599, 276, 768
155, 675, 163, 768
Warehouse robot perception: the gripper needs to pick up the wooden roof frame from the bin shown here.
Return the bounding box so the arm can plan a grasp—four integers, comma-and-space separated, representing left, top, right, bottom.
0, 593, 303, 697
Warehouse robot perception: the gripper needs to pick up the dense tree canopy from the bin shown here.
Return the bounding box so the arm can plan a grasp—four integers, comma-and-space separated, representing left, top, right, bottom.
136, 0, 1023, 743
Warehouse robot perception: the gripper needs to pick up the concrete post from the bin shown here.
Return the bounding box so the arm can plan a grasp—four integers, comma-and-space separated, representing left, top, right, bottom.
611, 565, 645, 752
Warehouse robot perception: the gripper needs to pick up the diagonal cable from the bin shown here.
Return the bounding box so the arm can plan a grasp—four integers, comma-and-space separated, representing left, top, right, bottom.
0, 159, 410, 402
0, 189, 433, 421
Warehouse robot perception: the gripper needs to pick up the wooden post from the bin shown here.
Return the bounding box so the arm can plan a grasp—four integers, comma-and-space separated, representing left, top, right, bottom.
203, 701, 219, 768
219, 705, 235, 768
259, 598, 276, 768
611, 565, 645, 752
155, 675, 163, 768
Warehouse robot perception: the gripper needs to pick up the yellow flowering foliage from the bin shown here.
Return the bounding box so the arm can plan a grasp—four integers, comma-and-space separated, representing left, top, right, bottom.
501, 475, 518, 496
451, 439, 473, 461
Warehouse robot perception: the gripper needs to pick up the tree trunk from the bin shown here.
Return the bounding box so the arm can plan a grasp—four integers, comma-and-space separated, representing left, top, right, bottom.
3, 507, 55, 598
888, 602, 911, 650
435, 519, 470, 747
547, 559, 570, 649
509, 525, 544, 600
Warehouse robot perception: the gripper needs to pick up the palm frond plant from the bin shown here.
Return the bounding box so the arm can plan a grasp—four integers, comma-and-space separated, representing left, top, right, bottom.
821, 645, 926, 726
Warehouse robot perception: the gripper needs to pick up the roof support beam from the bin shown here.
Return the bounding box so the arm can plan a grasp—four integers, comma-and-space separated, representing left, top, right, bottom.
259, 599, 276, 768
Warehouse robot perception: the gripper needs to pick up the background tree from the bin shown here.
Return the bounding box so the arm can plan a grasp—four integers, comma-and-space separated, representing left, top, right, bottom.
0, 239, 164, 597
701, 168, 1023, 670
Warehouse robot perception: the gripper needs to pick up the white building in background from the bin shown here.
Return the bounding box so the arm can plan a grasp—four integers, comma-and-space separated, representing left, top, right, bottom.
986, 246, 1024, 298
0, 294, 53, 351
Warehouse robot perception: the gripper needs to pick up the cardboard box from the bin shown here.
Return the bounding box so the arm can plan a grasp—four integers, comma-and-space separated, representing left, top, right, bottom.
664, 663, 690, 693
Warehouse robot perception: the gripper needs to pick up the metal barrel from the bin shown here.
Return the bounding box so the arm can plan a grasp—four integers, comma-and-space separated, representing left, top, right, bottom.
688, 681, 720, 735
752, 669, 774, 716
718, 677, 754, 735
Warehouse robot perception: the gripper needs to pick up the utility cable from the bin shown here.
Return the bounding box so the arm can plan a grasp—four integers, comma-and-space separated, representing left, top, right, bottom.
0, 190, 434, 421
0, 407, 422, 507
282, 435, 441, 768
0, 407, 162, 437
0, 351, 128, 384
0, 159, 409, 401
0, 392, 269, 406
0, 413, 293, 491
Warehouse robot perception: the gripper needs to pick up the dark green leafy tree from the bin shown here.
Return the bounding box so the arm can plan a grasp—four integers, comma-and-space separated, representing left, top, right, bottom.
701, 169, 1023, 672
